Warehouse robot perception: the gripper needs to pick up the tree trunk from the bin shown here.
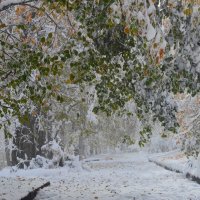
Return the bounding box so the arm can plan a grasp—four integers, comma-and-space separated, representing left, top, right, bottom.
78, 134, 85, 160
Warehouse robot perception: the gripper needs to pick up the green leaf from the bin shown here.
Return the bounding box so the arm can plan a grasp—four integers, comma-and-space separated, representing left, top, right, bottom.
41, 37, 46, 43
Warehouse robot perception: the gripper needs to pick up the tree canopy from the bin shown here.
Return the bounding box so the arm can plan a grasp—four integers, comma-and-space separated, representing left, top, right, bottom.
0, 0, 200, 140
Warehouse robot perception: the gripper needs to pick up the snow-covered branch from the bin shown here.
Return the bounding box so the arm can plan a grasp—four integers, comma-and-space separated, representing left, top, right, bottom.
0, 0, 36, 12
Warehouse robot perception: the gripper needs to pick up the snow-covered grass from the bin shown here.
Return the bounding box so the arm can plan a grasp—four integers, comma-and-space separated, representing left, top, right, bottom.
148, 150, 200, 180
1, 152, 200, 200
148, 150, 187, 173
0, 159, 83, 180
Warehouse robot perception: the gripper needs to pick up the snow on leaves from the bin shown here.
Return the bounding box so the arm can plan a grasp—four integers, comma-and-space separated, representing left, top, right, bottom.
0, 0, 200, 149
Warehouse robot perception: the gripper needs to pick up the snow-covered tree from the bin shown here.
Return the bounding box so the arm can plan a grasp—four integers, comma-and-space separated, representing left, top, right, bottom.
1, 0, 200, 165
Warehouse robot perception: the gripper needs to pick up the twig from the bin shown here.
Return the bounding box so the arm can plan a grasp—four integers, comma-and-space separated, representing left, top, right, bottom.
22, 3, 60, 28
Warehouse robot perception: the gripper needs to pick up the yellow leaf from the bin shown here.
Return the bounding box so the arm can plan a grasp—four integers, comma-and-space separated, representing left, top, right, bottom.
31, 38, 36, 45
26, 12, 32, 23
124, 26, 130, 34
31, 110, 37, 117
65, 79, 71, 84
37, 10, 45, 17
153, 43, 158, 49
144, 69, 149, 76
15, 6, 26, 16
183, 8, 192, 16
0, 23, 6, 29
130, 27, 138, 36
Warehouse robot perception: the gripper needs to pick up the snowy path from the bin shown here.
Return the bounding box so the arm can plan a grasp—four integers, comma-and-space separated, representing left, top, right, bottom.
33, 152, 200, 200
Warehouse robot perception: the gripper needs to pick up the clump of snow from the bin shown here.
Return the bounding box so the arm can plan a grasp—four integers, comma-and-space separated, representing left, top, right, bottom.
147, 4, 156, 15
86, 103, 98, 124
162, 17, 172, 35
29, 155, 51, 169
146, 23, 156, 41
137, 11, 145, 21
185, 155, 200, 178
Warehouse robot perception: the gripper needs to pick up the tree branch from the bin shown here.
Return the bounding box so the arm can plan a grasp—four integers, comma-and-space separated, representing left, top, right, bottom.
22, 3, 61, 28
1, 70, 14, 81
0, 0, 36, 12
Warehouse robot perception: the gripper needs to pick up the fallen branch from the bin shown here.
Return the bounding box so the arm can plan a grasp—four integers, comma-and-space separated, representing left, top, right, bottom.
21, 181, 50, 200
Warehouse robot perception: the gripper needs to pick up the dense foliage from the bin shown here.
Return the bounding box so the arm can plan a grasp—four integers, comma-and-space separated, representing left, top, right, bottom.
0, 0, 200, 146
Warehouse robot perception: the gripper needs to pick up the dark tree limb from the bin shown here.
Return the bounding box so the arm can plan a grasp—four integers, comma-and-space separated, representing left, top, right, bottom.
21, 181, 50, 200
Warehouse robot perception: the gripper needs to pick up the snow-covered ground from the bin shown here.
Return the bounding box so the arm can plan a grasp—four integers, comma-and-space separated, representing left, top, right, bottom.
148, 150, 187, 173
0, 177, 47, 200
1, 152, 200, 200
149, 150, 200, 179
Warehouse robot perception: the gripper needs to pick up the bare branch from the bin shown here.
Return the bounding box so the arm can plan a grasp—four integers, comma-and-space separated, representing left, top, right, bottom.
1, 70, 14, 81
22, 3, 61, 28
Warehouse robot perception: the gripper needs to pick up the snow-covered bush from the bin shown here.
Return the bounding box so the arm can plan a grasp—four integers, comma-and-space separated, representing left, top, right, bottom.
146, 122, 180, 153
29, 155, 50, 169
41, 139, 64, 168
176, 94, 200, 157
182, 122, 200, 158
